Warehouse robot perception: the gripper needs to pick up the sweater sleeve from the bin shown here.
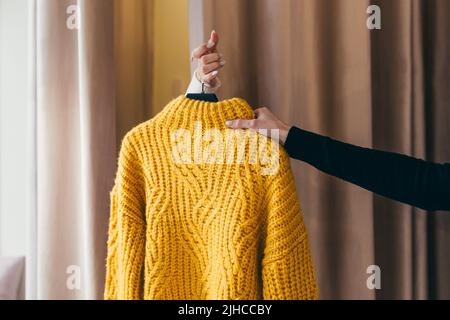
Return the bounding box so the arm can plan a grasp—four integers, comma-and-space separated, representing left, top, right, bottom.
261, 147, 318, 300
105, 133, 146, 300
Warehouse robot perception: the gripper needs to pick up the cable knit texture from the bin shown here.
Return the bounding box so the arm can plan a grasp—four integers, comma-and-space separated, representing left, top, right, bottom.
104, 96, 318, 300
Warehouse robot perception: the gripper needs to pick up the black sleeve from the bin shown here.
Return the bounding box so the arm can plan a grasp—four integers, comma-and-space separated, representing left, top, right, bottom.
284, 126, 450, 211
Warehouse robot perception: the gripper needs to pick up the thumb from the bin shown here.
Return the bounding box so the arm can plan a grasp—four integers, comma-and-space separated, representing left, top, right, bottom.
192, 30, 220, 61
207, 30, 219, 49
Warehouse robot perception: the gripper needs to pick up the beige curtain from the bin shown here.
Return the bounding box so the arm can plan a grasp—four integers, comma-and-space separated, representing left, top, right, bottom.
30, 0, 449, 300
199, 0, 450, 299
31, 0, 152, 299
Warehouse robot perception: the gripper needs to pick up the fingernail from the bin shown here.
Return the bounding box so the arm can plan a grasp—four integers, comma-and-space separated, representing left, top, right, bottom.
211, 70, 219, 77
220, 60, 226, 66
225, 121, 233, 127
219, 53, 224, 58
207, 40, 215, 49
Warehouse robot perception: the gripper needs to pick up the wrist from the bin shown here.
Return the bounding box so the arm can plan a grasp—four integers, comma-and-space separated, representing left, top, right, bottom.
279, 123, 291, 145
194, 70, 221, 92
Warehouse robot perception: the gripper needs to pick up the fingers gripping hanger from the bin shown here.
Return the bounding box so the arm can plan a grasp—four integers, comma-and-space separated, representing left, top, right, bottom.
186, 80, 219, 103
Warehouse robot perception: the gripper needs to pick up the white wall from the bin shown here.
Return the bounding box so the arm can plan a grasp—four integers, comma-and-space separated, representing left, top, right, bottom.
0, 0, 29, 257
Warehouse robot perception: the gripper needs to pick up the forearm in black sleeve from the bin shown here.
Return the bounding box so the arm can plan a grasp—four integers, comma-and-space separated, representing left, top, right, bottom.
284, 126, 450, 211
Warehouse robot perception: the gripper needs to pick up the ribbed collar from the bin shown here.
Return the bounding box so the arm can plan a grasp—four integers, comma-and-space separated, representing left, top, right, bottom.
152, 95, 253, 130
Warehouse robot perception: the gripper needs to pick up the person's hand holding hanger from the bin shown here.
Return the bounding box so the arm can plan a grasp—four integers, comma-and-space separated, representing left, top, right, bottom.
186, 30, 226, 94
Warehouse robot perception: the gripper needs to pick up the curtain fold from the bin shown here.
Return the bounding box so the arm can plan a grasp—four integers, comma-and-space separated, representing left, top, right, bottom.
35, 0, 115, 299
32, 0, 153, 299
422, 0, 450, 299
199, 0, 450, 299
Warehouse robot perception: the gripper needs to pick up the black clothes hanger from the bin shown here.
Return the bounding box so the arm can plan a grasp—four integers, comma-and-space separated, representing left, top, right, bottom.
186, 82, 219, 102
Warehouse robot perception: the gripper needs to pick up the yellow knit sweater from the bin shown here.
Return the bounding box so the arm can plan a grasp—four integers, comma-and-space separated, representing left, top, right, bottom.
105, 96, 318, 300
